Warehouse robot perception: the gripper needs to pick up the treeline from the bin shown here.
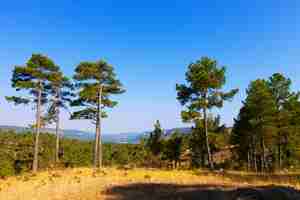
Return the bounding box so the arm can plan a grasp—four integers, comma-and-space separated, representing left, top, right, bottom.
0, 130, 147, 177
143, 119, 231, 169
2, 54, 300, 174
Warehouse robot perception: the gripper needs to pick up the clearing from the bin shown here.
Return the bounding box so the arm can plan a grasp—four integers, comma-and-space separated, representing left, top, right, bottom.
0, 168, 299, 200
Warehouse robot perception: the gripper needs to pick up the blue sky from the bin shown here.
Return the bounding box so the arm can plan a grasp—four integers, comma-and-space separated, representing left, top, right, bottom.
1, 1, 300, 133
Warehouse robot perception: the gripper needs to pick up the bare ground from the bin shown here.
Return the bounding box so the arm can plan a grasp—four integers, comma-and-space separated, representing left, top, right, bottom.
0, 168, 300, 200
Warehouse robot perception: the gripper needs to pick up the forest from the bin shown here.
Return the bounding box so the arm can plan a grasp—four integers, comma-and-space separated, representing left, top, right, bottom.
1, 54, 300, 177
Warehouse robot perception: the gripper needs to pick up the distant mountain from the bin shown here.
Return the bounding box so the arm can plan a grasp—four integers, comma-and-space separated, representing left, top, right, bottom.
164, 127, 191, 136
0, 125, 94, 140
0, 125, 192, 144
0, 125, 146, 143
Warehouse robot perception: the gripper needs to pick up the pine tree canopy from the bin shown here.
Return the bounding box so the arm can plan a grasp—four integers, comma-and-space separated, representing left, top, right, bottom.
147, 120, 164, 156
44, 70, 74, 124
6, 54, 58, 106
268, 73, 292, 107
244, 79, 277, 140
176, 57, 238, 121
71, 59, 125, 122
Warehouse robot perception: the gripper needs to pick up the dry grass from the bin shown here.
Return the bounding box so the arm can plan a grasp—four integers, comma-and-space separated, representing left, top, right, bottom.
0, 168, 299, 200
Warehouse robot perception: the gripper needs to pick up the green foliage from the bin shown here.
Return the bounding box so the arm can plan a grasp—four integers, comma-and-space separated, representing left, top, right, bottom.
6, 54, 60, 172
176, 57, 238, 112
0, 130, 149, 175
231, 74, 300, 172
44, 70, 74, 124
62, 139, 93, 167
71, 59, 125, 168
6, 54, 58, 106
188, 115, 227, 168
146, 120, 164, 156
71, 60, 125, 122
176, 57, 238, 169
3, 54, 300, 174
162, 131, 183, 168
43, 66, 74, 163
0, 152, 14, 177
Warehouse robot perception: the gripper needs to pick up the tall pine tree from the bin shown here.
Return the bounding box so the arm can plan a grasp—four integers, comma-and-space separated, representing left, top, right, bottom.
6, 54, 58, 172
71, 59, 125, 168
267, 73, 292, 169
176, 57, 238, 169
45, 70, 74, 163
147, 120, 164, 156
233, 79, 277, 172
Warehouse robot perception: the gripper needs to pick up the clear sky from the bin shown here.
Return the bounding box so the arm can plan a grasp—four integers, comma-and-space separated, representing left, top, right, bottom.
0, 1, 300, 133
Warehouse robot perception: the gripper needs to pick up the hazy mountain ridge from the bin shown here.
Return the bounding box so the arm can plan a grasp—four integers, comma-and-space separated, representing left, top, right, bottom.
0, 125, 191, 144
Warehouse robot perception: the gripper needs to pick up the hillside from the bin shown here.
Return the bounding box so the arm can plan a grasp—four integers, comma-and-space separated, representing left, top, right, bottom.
0, 125, 192, 144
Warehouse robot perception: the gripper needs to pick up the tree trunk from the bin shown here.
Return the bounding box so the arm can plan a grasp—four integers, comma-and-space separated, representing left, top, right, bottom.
203, 107, 214, 170
94, 106, 100, 168
254, 147, 257, 173
250, 137, 253, 171
33, 87, 42, 173
277, 113, 282, 171
262, 138, 266, 173
55, 113, 60, 163
55, 89, 60, 163
278, 134, 282, 170
97, 85, 103, 168
247, 150, 250, 171
201, 149, 205, 167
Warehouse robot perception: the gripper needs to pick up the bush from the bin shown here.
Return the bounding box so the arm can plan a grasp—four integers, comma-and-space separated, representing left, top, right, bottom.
0, 156, 14, 177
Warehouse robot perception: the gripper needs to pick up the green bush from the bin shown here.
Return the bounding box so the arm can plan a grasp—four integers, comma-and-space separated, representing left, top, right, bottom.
0, 155, 14, 177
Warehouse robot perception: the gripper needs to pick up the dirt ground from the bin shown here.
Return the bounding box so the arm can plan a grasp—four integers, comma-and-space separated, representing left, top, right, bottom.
0, 168, 299, 200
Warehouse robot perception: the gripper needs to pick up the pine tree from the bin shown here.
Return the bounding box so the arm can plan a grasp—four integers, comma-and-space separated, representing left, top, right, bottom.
45, 70, 74, 163
71, 59, 125, 168
176, 57, 238, 169
147, 120, 164, 156
231, 106, 255, 171
6, 54, 58, 172
162, 131, 183, 168
267, 73, 292, 169
281, 92, 300, 167
234, 79, 277, 172
232, 74, 300, 171
188, 114, 226, 168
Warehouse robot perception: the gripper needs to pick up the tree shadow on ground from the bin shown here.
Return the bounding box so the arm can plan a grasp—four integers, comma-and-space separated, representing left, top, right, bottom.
104, 183, 300, 200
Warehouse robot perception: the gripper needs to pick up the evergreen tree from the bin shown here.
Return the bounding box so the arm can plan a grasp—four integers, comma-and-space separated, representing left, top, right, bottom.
71, 59, 125, 168
233, 79, 277, 172
232, 74, 300, 171
231, 106, 255, 170
189, 121, 206, 168
280, 92, 300, 167
45, 70, 74, 163
267, 73, 292, 169
188, 114, 226, 168
176, 57, 238, 169
6, 54, 58, 172
147, 120, 164, 156
162, 131, 183, 168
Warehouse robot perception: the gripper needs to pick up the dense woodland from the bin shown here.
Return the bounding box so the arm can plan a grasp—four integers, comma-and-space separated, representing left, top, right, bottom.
1, 54, 300, 177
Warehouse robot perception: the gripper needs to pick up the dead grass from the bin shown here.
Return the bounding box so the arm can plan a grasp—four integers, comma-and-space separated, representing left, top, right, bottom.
0, 168, 299, 200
